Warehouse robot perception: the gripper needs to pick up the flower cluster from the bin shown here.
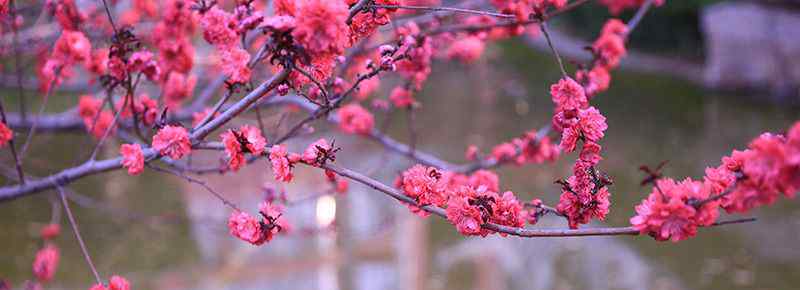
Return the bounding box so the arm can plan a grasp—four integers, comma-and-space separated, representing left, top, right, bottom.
221, 125, 267, 171
199, 5, 253, 85
475, 129, 561, 166
40, 30, 92, 91
631, 121, 800, 241
575, 19, 627, 97
228, 201, 286, 245
548, 76, 611, 228
395, 164, 527, 236
630, 178, 717, 242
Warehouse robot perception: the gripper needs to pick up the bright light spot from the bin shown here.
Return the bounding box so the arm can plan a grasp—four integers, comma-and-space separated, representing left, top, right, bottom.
315, 195, 336, 227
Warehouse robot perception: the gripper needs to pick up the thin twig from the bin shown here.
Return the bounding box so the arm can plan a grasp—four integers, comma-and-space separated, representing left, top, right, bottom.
539, 21, 569, 78
625, 0, 655, 35
19, 69, 60, 160
372, 4, 514, 19
0, 99, 25, 184
55, 184, 102, 284
146, 164, 241, 211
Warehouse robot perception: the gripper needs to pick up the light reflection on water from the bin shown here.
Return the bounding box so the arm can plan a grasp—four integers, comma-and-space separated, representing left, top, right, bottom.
1, 41, 799, 290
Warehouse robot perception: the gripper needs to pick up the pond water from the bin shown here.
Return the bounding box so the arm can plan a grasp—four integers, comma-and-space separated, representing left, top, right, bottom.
1, 39, 798, 290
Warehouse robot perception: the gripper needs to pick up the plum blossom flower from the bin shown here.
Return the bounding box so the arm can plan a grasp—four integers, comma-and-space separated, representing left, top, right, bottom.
200, 7, 238, 47
219, 47, 252, 84
152, 125, 191, 160
0, 121, 12, 148
447, 36, 486, 64
491, 142, 517, 161
120, 143, 144, 176
550, 77, 588, 111
292, 0, 349, 57
109, 276, 130, 290
398, 165, 449, 211
53, 30, 91, 64
163, 72, 197, 109
445, 189, 485, 236
559, 106, 608, 152
337, 104, 374, 134
302, 138, 333, 165
227, 211, 266, 245
389, 87, 415, 108
468, 170, 500, 192
40, 224, 60, 240
269, 144, 294, 182
32, 245, 59, 282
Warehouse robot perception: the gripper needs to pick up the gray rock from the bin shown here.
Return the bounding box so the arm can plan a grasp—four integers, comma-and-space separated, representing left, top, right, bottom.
702, 2, 800, 103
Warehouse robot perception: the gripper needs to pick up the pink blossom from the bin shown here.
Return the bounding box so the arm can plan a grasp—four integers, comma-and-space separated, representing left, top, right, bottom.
465, 145, 479, 161
337, 104, 374, 134
32, 245, 59, 282
270, 144, 294, 182
192, 108, 218, 127
258, 201, 284, 240
559, 106, 608, 152
240, 125, 266, 155
398, 165, 449, 209
557, 175, 611, 229
128, 51, 160, 80
120, 143, 144, 176
468, 170, 500, 192
630, 178, 717, 242
53, 30, 91, 64
292, 0, 349, 57
348, 0, 397, 43
200, 7, 238, 47
40, 224, 60, 240
389, 87, 415, 108
302, 138, 332, 165
593, 30, 626, 69
152, 125, 191, 160
109, 276, 130, 290
219, 47, 252, 84
445, 189, 485, 236
491, 191, 525, 233
273, 0, 297, 16
550, 77, 588, 111
227, 211, 267, 245
521, 132, 560, 163
0, 121, 12, 148
491, 142, 517, 161
221, 130, 245, 171
163, 72, 197, 109
447, 36, 486, 64
84, 110, 116, 139
89, 284, 108, 290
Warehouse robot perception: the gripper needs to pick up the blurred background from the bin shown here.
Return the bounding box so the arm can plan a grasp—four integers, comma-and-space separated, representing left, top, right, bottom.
2, 1, 800, 290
